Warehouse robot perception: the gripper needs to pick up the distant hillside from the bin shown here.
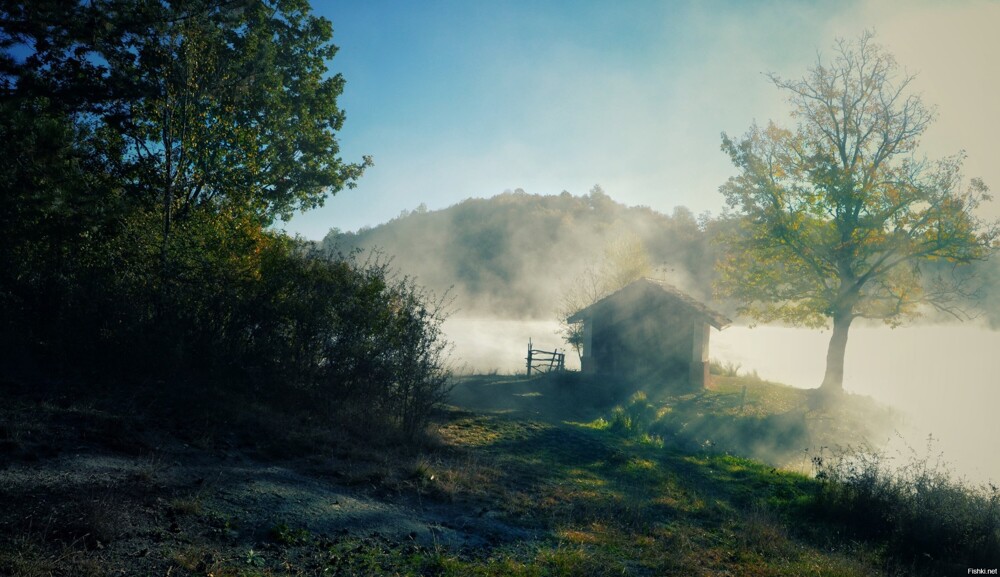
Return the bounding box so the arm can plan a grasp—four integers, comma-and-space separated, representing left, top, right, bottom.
320, 188, 721, 319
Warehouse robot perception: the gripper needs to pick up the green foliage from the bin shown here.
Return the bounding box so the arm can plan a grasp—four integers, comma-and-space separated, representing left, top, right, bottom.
2, 0, 370, 225
0, 1, 447, 440
260, 248, 453, 437
128, 0, 369, 224
604, 392, 658, 438
244, 547, 265, 568
269, 522, 312, 546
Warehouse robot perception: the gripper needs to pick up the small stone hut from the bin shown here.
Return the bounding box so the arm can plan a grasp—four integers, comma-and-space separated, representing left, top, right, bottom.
567, 278, 731, 390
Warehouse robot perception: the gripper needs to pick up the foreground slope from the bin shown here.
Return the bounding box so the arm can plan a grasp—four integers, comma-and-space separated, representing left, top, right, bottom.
1, 374, 926, 577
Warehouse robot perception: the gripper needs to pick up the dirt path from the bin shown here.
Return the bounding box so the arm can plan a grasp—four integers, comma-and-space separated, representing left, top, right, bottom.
1, 441, 533, 554
190, 456, 533, 549
0, 389, 554, 574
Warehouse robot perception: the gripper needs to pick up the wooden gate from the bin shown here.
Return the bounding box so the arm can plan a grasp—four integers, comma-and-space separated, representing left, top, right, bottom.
525, 338, 565, 375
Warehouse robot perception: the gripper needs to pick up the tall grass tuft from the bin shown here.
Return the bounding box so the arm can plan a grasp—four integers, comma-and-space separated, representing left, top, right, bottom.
709, 359, 742, 377
605, 392, 658, 438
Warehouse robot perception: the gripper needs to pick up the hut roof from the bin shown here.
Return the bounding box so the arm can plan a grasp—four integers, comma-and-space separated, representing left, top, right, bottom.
566, 277, 732, 330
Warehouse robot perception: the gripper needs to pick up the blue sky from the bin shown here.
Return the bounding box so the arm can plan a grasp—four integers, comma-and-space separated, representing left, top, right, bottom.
283, 0, 1000, 239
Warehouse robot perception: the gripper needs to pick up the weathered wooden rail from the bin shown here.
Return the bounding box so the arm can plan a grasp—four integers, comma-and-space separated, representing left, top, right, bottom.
525, 338, 565, 375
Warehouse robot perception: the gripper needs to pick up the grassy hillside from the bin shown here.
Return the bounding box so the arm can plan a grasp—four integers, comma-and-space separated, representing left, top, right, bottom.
451, 371, 898, 471
405, 410, 875, 577
3, 373, 996, 576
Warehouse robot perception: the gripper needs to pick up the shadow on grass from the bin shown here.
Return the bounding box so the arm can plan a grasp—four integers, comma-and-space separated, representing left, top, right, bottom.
448, 372, 640, 423
639, 378, 899, 470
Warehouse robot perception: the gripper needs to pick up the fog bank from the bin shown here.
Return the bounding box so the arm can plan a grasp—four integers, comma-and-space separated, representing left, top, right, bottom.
715, 324, 1000, 484
443, 316, 580, 374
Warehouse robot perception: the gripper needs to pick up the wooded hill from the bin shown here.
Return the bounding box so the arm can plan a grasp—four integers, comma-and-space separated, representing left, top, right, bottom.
321, 187, 1000, 327
320, 188, 722, 319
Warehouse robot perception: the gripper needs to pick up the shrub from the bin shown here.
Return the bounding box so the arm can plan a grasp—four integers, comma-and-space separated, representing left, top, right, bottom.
0, 206, 452, 442
200, 243, 452, 439
812, 440, 1000, 571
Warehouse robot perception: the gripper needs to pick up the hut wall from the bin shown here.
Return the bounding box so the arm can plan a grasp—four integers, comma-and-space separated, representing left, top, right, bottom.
572, 280, 723, 391
586, 298, 698, 386
689, 322, 711, 389
580, 317, 596, 374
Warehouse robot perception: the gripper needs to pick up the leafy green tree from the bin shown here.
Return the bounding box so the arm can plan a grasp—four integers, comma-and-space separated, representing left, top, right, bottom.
0, 1, 450, 440
0, 0, 369, 370
717, 32, 997, 393
2, 0, 370, 276
119, 1, 370, 219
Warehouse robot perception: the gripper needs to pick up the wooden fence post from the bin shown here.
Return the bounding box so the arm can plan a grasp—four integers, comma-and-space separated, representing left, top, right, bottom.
526, 338, 533, 376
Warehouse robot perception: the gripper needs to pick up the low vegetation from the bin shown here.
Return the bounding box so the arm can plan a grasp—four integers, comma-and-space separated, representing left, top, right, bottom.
814, 440, 1000, 573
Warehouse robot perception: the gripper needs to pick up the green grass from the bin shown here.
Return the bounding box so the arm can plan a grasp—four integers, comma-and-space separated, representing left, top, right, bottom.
416, 410, 878, 576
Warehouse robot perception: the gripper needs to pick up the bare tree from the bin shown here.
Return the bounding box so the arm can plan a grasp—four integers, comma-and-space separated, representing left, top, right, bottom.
559, 233, 652, 359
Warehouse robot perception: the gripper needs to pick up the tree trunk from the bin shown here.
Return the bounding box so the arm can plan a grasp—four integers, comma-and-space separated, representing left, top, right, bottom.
820, 310, 853, 392
160, 106, 173, 292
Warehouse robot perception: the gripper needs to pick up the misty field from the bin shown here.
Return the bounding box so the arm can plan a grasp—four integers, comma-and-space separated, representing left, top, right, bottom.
445, 317, 1000, 485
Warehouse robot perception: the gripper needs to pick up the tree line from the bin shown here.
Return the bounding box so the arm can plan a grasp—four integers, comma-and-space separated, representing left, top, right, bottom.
323, 187, 720, 320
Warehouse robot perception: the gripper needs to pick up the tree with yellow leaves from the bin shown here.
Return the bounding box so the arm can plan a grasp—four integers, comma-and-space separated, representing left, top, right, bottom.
559, 231, 652, 360
717, 32, 997, 394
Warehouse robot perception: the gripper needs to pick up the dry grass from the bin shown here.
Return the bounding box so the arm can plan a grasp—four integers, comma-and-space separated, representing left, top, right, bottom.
169, 496, 204, 517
